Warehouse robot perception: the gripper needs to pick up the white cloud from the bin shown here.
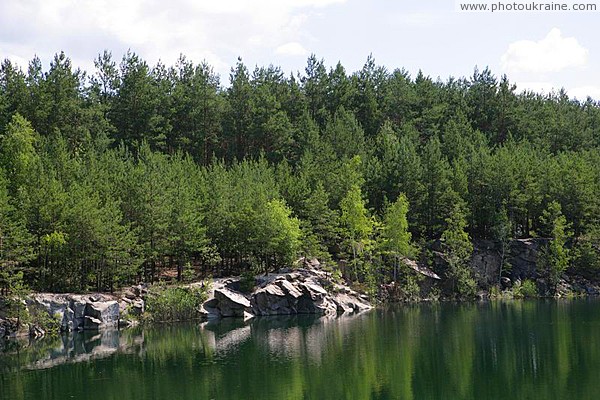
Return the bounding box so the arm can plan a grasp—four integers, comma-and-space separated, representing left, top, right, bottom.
276, 42, 309, 56
0, 0, 347, 79
568, 85, 600, 101
501, 28, 588, 73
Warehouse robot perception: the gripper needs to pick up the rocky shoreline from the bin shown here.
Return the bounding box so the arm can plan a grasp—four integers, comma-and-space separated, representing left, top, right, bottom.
4, 237, 600, 342
0, 263, 371, 341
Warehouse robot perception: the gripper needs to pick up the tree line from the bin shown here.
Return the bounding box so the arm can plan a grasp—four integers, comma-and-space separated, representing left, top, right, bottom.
1, 51, 599, 295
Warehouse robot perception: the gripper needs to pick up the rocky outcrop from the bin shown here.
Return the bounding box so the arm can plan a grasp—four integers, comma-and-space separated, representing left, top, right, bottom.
213, 288, 253, 318
1, 264, 368, 340
26, 294, 121, 332
202, 264, 372, 319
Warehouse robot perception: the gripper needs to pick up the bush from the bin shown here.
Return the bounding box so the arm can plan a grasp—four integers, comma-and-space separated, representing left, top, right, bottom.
145, 284, 209, 322
489, 285, 501, 298
239, 270, 256, 293
401, 275, 421, 302
520, 280, 538, 298
513, 279, 538, 298
573, 240, 600, 277
454, 266, 477, 299
182, 263, 195, 283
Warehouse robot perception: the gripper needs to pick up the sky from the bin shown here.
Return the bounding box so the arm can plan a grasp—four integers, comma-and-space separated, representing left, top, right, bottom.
1, 0, 599, 100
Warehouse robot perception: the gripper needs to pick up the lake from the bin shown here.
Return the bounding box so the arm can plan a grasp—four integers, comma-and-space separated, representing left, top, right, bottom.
2, 299, 600, 399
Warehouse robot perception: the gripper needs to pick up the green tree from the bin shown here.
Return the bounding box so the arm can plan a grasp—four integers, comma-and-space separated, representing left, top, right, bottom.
166, 155, 212, 281
382, 194, 413, 281
0, 113, 39, 197
0, 169, 33, 295
340, 184, 373, 281
491, 206, 512, 282
540, 201, 572, 290
441, 203, 476, 298
420, 137, 453, 237
298, 182, 339, 259
257, 199, 301, 273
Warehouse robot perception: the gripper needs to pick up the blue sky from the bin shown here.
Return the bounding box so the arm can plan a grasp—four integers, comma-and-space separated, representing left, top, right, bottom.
1, 0, 598, 99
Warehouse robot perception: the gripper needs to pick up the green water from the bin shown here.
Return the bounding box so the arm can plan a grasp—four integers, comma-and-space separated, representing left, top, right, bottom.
2, 299, 600, 400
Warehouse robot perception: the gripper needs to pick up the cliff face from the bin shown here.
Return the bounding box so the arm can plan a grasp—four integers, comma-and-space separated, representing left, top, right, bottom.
469, 238, 600, 296
470, 238, 549, 286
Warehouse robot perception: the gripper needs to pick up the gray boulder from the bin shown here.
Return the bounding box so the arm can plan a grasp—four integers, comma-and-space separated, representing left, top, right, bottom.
85, 301, 120, 329
213, 288, 252, 317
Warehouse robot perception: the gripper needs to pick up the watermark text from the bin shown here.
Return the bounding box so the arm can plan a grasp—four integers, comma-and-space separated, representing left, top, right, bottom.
457, 1, 598, 12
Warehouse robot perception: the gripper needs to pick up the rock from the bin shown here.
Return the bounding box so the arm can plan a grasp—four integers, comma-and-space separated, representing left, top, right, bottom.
199, 304, 219, 319
303, 283, 328, 300
285, 272, 302, 282
85, 301, 120, 329
276, 279, 303, 299
401, 257, 441, 280
213, 288, 252, 317
0, 318, 17, 338
131, 299, 145, 315
501, 277, 512, 289
205, 266, 371, 319
332, 293, 371, 314
83, 316, 103, 330
62, 306, 75, 332
199, 297, 221, 319
252, 284, 293, 315
71, 298, 87, 331
30, 325, 45, 338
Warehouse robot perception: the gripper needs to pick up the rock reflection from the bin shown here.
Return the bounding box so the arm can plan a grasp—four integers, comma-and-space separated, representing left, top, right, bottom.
250, 315, 347, 363
1, 313, 368, 372
3, 300, 600, 400
0, 329, 143, 372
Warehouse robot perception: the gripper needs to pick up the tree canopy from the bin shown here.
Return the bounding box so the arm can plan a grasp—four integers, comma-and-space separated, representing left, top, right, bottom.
1, 51, 600, 294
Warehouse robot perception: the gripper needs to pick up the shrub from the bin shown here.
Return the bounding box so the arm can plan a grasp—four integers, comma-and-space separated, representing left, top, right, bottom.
489, 285, 501, 298
182, 263, 195, 283
145, 284, 209, 322
513, 279, 538, 298
239, 270, 256, 293
402, 275, 421, 302
521, 280, 538, 298
573, 240, 600, 277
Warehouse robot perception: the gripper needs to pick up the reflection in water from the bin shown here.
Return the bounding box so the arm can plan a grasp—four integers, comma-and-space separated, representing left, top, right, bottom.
2, 299, 600, 400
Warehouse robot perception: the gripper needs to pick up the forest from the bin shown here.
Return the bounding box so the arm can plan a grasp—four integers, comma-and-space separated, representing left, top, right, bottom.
1, 51, 599, 297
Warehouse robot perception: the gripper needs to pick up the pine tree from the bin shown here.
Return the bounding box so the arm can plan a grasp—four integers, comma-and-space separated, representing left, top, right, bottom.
441, 203, 476, 298
540, 201, 572, 290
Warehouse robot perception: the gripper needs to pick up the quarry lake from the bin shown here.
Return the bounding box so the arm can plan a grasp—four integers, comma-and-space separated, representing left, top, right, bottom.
2, 299, 600, 400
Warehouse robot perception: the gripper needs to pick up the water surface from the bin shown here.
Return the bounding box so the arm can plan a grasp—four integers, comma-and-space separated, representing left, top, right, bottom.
2, 299, 600, 399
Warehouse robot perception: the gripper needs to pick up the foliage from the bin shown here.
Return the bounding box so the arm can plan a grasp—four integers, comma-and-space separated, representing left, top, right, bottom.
441, 203, 476, 298
1, 52, 600, 297
513, 279, 538, 299
573, 238, 600, 276
239, 270, 257, 293
145, 284, 209, 322
539, 201, 572, 290
340, 184, 374, 282
382, 193, 414, 281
